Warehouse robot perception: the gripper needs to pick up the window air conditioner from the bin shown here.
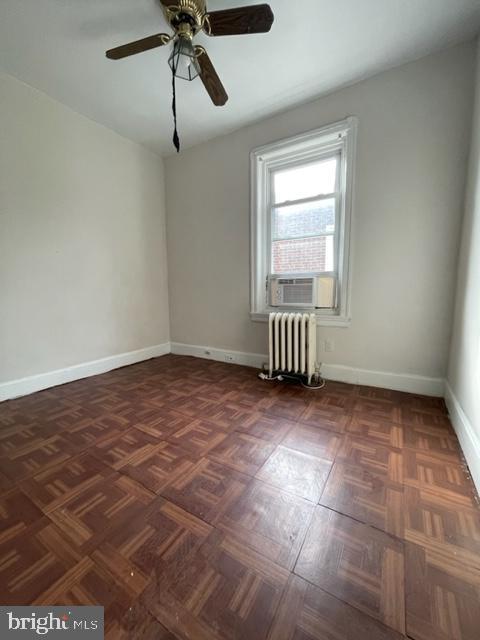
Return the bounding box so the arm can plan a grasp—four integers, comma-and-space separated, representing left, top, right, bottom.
269, 276, 336, 309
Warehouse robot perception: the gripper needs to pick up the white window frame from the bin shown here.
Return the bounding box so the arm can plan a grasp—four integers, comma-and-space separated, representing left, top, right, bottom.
250, 117, 357, 326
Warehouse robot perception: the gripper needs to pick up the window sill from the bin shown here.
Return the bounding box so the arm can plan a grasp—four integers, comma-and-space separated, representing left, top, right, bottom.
250, 311, 351, 327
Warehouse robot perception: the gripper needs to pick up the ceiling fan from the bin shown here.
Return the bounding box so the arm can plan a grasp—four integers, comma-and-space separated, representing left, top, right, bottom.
106, 1, 274, 110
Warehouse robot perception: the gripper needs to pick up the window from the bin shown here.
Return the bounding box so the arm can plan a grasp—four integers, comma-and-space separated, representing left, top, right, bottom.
250, 118, 357, 325
271, 157, 338, 275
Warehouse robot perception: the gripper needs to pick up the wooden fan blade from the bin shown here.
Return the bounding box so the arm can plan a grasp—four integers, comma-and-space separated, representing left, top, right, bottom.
196, 49, 228, 106
205, 4, 274, 36
106, 33, 170, 60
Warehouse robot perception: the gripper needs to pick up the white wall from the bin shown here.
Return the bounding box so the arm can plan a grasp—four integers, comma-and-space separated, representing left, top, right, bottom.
165, 42, 475, 384
447, 38, 480, 490
0, 71, 170, 385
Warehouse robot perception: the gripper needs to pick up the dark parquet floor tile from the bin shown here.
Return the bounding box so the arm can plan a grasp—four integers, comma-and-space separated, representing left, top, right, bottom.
145, 529, 290, 640
256, 446, 332, 502
0, 424, 55, 457
207, 405, 269, 432
320, 462, 404, 537
166, 419, 227, 456
20, 452, 112, 513
403, 450, 474, 496
1, 434, 76, 482
0, 488, 44, 544
352, 398, 402, 423
134, 406, 194, 440
48, 474, 155, 554
105, 602, 177, 640
121, 441, 197, 494
404, 485, 480, 556
403, 424, 463, 463
217, 479, 314, 570
354, 386, 401, 402
311, 387, 356, 411
398, 392, 447, 413
0, 470, 14, 495
90, 427, 159, 470
63, 416, 125, 450
230, 413, 294, 444
262, 394, 310, 422
337, 436, 403, 482
406, 541, 480, 640
92, 499, 212, 598
34, 556, 136, 636
281, 423, 342, 460
208, 432, 276, 475
223, 387, 279, 413
160, 458, 251, 524
401, 406, 454, 432
299, 402, 349, 433
169, 396, 222, 421
0, 408, 39, 431
0, 517, 81, 605
347, 413, 403, 448
295, 506, 405, 634
1, 354, 479, 639
139, 389, 187, 411
47, 404, 121, 431
268, 574, 404, 640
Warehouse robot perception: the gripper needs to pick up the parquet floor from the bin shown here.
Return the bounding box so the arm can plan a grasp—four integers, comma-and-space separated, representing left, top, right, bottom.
1, 354, 479, 639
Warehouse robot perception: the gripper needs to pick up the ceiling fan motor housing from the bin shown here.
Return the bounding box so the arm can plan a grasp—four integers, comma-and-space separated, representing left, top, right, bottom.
166, 0, 207, 35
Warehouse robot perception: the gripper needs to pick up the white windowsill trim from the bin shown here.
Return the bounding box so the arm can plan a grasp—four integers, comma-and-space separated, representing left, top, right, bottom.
250, 311, 351, 327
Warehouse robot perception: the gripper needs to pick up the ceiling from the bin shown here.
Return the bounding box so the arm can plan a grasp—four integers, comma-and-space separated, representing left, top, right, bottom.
1, 0, 480, 156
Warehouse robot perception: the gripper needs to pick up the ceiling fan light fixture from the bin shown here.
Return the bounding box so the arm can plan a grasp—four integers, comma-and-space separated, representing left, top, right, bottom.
168, 36, 200, 81
106, 1, 275, 150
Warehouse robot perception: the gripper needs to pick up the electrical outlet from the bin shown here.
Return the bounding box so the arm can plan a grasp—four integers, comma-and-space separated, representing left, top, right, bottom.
225, 354, 236, 363
325, 340, 335, 353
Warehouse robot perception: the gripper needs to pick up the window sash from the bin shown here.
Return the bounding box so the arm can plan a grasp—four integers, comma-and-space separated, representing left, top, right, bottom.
271, 195, 338, 243
273, 191, 338, 209
269, 152, 341, 278
268, 231, 339, 274
271, 151, 341, 204
272, 231, 336, 242
270, 268, 336, 278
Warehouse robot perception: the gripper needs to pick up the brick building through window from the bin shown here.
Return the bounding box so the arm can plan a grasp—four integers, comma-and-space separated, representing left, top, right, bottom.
271, 157, 337, 275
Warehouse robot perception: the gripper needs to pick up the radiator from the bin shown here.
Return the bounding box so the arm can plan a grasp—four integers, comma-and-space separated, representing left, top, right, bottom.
268, 312, 317, 384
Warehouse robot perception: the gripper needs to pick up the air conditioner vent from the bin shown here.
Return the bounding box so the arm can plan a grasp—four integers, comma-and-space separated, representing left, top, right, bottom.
278, 278, 312, 285
269, 275, 336, 309
282, 283, 313, 305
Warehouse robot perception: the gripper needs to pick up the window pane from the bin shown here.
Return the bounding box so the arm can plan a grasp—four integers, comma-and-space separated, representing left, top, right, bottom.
272, 236, 335, 274
274, 157, 337, 203
273, 198, 335, 240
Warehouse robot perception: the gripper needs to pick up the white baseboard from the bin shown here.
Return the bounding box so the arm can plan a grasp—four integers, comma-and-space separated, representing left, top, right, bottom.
0, 342, 171, 402
0, 339, 445, 403
170, 342, 267, 369
321, 364, 444, 397
444, 382, 480, 494
170, 342, 444, 397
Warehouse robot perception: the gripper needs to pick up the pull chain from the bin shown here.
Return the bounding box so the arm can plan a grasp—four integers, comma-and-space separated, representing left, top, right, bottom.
172, 64, 180, 153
